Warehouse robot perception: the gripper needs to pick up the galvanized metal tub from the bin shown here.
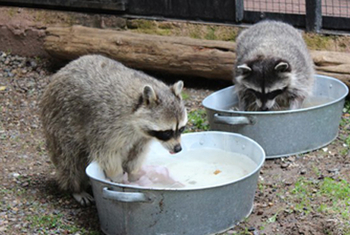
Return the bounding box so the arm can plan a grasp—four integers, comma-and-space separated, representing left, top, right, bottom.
202, 75, 348, 158
86, 131, 265, 235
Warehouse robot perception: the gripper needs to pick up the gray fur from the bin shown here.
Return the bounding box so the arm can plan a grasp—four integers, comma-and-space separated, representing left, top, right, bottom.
234, 20, 315, 111
40, 55, 187, 205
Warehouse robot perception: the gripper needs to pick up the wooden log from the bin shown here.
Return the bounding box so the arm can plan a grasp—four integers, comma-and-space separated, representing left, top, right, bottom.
44, 25, 350, 88
311, 50, 350, 88
44, 25, 236, 81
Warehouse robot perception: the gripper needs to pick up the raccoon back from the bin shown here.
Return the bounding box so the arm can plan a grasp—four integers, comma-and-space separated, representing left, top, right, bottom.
40, 55, 173, 149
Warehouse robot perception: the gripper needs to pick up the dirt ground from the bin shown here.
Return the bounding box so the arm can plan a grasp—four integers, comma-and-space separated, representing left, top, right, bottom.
1, 6, 350, 235
1, 51, 350, 235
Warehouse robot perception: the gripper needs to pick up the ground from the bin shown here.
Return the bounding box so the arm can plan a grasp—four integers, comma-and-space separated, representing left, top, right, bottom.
1, 7, 350, 235
1, 51, 350, 235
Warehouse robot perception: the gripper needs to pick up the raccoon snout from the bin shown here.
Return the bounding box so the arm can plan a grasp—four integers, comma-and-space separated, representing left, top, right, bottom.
173, 144, 182, 153
260, 106, 269, 111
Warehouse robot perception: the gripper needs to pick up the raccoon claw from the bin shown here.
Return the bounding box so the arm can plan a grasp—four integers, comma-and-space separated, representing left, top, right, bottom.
73, 191, 95, 206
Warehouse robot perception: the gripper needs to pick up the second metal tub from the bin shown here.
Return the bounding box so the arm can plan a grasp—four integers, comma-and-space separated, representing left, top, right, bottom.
202, 75, 348, 158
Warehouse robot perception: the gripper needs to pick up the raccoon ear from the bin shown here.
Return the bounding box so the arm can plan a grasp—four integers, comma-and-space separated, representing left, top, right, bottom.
143, 85, 158, 105
274, 62, 290, 73
172, 80, 184, 99
237, 64, 252, 74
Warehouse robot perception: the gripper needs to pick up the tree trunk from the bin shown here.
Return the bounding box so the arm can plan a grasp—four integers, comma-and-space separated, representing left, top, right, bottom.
311, 50, 350, 88
44, 25, 236, 81
44, 25, 350, 88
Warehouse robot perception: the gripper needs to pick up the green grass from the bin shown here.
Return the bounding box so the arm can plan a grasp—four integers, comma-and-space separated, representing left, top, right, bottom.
126, 19, 238, 41
290, 177, 315, 214
204, 26, 217, 40
303, 33, 333, 51
181, 91, 190, 100
186, 109, 209, 132
227, 229, 252, 235
289, 176, 350, 233
28, 213, 100, 234
339, 100, 350, 155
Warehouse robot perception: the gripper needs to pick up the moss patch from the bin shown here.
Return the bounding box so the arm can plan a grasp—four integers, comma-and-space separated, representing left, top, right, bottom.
303, 33, 333, 50
126, 19, 239, 41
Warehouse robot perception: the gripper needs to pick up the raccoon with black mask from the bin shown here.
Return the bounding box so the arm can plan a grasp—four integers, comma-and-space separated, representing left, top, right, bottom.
234, 20, 314, 111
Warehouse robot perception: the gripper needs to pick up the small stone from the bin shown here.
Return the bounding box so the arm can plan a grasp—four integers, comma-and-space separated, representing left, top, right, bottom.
300, 169, 307, 175
12, 172, 20, 178
30, 60, 38, 68
248, 227, 255, 232
327, 168, 339, 173
281, 162, 289, 168
18, 154, 29, 159
257, 209, 264, 215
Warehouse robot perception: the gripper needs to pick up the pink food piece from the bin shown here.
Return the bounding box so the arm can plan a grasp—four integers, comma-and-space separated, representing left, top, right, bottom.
123, 165, 184, 188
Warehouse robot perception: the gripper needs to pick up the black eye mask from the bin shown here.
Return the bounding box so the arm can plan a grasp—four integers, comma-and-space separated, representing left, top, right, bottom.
148, 126, 186, 141
248, 87, 287, 101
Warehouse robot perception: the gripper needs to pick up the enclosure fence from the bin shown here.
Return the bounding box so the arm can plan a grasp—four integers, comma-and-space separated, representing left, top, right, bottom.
243, 0, 350, 32
0, 0, 350, 32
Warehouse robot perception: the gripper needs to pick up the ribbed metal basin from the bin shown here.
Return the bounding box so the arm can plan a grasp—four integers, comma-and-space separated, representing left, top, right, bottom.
202, 75, 348, 158
86, 132, 265, 235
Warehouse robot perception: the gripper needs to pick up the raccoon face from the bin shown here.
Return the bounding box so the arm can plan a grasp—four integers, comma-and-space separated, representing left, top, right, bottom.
235, 58, 292, 111
147, 118, 187, 154
135, 80, 188, 154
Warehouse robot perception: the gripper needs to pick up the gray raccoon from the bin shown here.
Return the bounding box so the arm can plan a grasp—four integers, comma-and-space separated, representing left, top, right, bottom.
40, 55, 187, 206
233, 20, 314, 111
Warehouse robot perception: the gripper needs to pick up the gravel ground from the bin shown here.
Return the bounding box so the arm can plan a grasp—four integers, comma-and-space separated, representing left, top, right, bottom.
1, 52, 350, 235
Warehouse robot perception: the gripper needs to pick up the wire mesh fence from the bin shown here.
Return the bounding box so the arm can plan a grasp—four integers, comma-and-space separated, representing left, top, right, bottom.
322, 0, 350, 17
244, 0, 350, 18
244, 0, 306, 14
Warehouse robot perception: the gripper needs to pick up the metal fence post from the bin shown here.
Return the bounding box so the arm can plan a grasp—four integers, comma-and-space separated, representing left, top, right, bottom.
305, 0, 322, 32
234, 0, 244, 22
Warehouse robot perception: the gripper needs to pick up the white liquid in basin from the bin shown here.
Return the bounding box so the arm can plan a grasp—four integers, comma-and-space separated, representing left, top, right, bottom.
228, 96, 332, 111
302, 96, 332, 108
142, 147, 258, 189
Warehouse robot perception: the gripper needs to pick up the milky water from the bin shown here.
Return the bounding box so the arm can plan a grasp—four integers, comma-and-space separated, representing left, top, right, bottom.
142, 147, 258, 189
301, 96, 332, 108
229, 96, 332, 111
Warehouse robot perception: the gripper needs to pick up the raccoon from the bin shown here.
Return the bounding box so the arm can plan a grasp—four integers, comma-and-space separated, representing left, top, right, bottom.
40, 55, 187, 206
233, 20, 314, 111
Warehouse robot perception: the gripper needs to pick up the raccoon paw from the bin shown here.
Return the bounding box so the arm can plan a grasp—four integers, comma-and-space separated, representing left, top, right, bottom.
73, 191, 95, 206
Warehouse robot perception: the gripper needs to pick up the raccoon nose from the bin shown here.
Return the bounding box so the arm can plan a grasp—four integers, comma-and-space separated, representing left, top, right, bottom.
260, 106, 269, 111
173, 144, 182, 153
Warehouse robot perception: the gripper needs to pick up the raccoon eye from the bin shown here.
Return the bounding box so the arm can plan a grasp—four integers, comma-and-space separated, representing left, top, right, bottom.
148, 130, 174, 141
247, 89, 262, 99
267, 88, 286, 100
179, 126, 186, 133
162, 130, 173, 138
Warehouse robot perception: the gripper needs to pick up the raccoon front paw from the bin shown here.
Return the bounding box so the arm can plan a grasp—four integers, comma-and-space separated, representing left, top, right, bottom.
73, 191, 95, 206
128, 170, 145, 182
107, 173, 125, 183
